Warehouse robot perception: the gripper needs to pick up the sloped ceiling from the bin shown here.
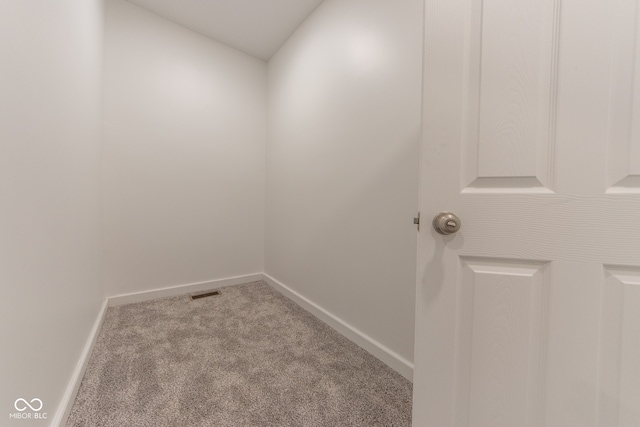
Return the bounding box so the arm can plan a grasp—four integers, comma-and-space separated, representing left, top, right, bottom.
126, 0, 325, 60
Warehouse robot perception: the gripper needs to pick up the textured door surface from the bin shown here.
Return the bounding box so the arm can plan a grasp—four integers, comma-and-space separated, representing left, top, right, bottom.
413, 0, 640, 426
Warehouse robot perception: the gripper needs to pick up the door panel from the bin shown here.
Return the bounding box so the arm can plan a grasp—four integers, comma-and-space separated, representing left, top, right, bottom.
462, 0, 560, 192
413, 0, 640, 426
599, 266, 640, 425
608, 0, 640, 192
454, 258, 550, 427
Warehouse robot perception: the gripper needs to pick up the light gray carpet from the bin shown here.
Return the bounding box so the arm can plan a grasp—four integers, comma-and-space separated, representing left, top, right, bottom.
66, 281, 412, 426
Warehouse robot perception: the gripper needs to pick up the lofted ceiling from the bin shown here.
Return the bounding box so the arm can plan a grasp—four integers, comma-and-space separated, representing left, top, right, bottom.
126, 0, 325, 60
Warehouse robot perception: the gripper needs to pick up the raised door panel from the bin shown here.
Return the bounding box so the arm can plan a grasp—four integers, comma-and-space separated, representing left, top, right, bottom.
454, 258, 550, 427
607, 0, 640, 193
462, 0, 560, 193
598, 266, 640, 425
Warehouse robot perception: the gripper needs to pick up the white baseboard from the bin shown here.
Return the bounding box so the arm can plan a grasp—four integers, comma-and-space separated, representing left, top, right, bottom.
52, 299, 108, 427
107, 273, 263, 307
262, 273, 414, 382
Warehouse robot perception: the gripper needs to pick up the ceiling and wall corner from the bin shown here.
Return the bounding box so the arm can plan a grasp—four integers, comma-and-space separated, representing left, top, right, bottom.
125, 0, 325, 60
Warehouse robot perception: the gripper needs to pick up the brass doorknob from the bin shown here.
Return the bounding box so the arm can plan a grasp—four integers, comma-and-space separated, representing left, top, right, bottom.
432, 212, 461, 235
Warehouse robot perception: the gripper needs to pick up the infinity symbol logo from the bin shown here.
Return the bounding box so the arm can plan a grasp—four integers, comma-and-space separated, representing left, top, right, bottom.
14, 398, 43, 412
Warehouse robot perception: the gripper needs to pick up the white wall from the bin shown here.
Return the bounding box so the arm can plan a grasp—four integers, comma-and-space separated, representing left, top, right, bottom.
0, 2, 419, 421
0, 0, 105, 424
103, 0, 267, 297
266, 0, 423, 371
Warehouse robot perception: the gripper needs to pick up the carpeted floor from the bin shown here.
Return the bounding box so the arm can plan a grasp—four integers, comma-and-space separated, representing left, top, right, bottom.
66, 281, 412, 426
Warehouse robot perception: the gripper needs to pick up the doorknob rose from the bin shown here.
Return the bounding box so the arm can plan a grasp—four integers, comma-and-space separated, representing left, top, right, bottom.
432, 212, 461, 235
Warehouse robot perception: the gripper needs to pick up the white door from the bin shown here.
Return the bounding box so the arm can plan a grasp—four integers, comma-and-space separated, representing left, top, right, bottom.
413, 0, 640, 425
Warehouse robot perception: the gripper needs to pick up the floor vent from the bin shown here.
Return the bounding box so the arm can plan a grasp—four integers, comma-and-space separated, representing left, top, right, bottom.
190, 290, 221, 300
